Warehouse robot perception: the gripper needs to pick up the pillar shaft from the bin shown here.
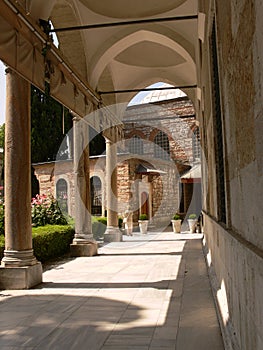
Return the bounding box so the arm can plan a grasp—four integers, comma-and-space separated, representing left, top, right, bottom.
106, 139, 118, 227
104, 138, 122, 242
0, 69, 42, 289
2, 69, 36, 267
73, 117, 93, 242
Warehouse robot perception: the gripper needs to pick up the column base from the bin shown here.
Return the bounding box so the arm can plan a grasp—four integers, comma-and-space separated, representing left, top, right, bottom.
0, 262, 42, 290
104, 226, 123, 242
70, 242, 98, 257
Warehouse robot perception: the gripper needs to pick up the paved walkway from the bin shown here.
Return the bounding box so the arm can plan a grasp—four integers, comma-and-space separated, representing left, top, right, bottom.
0, 231, 224, 349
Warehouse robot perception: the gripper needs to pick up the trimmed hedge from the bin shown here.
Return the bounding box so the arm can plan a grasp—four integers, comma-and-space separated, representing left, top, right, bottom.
0, 225, 74, 263
0, 215, 124, 263
91, 216, 123, 241
0, 234, 4, 260
32, 225, 74, 262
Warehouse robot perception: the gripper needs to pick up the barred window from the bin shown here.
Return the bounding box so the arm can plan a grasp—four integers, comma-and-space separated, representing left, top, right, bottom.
129, 135, 144, 155
90, 176, 102, 215
192, 127, 201, 160
154, 131, 170, 160
56, 178, 68, 213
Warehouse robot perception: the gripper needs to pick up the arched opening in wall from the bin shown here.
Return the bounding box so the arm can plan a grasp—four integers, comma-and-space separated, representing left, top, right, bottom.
128, 82, 186, 106
141, 191, 149, 218
90, 176, 102, 216
56, 178, 68, 214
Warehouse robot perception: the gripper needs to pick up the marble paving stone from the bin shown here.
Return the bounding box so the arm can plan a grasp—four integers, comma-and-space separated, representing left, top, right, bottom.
112, 325, 155, 336
101, 346, 148, 350
152, 325, 178, 340
0, 232, 224, 349
104, 334, 152, 347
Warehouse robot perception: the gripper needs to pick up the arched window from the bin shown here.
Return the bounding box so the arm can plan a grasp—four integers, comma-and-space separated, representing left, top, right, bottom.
90, 176, 102, 215
129, 135, 144, 155
154, 131, 170, 160
56, 178, 68, 213
192, 127, 201, 160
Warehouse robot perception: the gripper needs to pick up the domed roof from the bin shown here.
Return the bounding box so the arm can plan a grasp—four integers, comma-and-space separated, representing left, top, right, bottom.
140, 83, 186, 104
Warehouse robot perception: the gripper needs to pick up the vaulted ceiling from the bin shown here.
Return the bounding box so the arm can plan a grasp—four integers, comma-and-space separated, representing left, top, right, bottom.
28, 0, 198, 106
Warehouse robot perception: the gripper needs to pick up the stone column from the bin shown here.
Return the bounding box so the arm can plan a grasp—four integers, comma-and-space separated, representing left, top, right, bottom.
104, 138, 122, 242
0, 69, 42, 289
70, 116, 97, 256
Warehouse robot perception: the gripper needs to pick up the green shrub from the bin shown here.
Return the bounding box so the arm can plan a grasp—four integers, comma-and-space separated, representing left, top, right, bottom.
139, 214, 148, 220
32, 225, 74, 262
173, 213, 181, 220
91, 216, 106, 241
0, 203, 4, 235
31, 193, 68, 227
188, 213, 197, 220
92, 221, 106, 240
91, 216, 123, 241
96, 217, 107, 225
0, 234, 4, 259
0, 225, 74, 262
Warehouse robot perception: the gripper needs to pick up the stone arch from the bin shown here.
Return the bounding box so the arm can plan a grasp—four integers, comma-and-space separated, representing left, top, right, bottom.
187, 122, 199, 138
125, 130, 147, 140
149, 127, 173, 143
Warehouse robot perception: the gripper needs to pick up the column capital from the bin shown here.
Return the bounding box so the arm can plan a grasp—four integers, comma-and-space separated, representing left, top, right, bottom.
72, 115, 81, 122
105, 137, 112, 145
5, 66, 12, 75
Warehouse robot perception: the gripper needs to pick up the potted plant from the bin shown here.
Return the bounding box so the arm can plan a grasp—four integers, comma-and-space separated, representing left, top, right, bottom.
171, 213, 182, 233
138, 214, 149, 234
187, 213, 198, 233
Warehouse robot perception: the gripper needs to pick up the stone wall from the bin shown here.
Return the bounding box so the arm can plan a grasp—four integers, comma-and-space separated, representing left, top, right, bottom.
200, 1, 263, 349
34, 160, 75, 216
34, 96, 199, 227
124, 98, 196, 164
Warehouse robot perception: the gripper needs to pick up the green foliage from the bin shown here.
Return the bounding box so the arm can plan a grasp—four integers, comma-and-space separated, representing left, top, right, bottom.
0, 234, 4, 258
31, 193, 68, 227
91, 216, 123, 241
0, 123, 5, 149
32, 225, 74, 262
173, 213, 181, 220
92, 220, 107, 241
31, 86, 72, 163
95, 216, 107, 226
139, 214, 148, 220
0, 202, 4, 235
0, 225, 74, 262
188, 213, 197, 220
